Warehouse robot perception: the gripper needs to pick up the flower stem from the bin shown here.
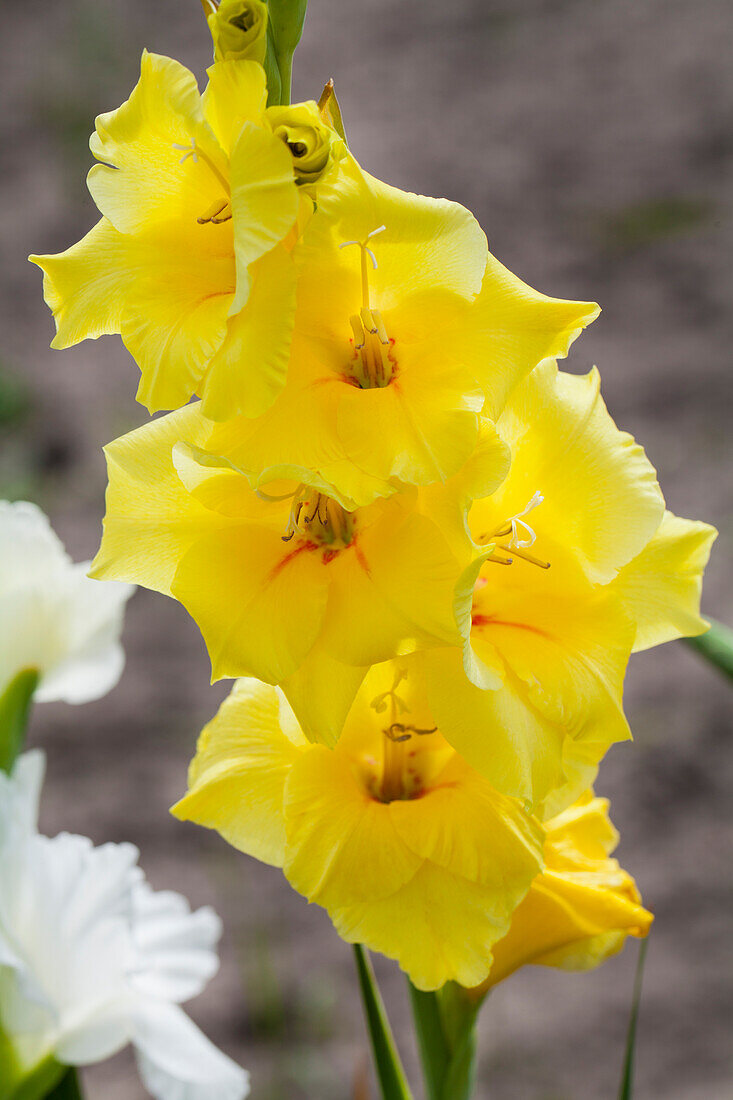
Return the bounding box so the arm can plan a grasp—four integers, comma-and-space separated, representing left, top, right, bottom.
684, 617, 733, 681
408, 981, 481, 1100
617, 938, 649, 1100
352, 945, 413, 1100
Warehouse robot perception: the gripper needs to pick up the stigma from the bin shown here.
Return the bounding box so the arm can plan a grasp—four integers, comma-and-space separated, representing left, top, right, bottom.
482, 491, 551, 569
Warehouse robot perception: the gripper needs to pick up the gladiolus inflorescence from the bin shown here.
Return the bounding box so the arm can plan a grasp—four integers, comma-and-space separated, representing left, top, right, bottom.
29, 1, 717, 1091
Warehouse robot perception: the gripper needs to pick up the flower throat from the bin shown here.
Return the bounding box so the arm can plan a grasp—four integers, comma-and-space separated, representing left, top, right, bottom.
340, 227, 395, 389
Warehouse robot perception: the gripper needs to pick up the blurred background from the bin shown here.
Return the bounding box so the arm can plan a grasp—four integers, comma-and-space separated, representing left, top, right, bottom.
2, 0, 732, 1096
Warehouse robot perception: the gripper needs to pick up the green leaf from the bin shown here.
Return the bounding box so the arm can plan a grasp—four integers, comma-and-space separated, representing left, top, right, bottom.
684, 618, 733, 682
618, 938, 649, 1100
0, 668, 39, 775
5, 1059, 66, 1100
44, 1070, 83, 1100
352, 945, 413, 1100
265, 0, 308, 105
408, 982, 480, 1100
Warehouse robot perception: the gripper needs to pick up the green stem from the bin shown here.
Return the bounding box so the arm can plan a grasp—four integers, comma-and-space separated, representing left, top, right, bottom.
352, 945, 413, 1100
684, 618, 733, 681
618, 938, 649, 1100
408, 982, 480, 1100
407, 986, 449, 1100
0, 668, 39, 775
265, 0, 308, 106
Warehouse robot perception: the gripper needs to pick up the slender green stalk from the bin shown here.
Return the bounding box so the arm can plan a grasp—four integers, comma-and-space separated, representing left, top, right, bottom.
265, 0, 308, 105
618, 938, 649, 1100
684, 618, 733, 681
407, 986, 450, 1100
352, 945, 413, 1100
408, 982, 480, 1100
0, 668, 39, 775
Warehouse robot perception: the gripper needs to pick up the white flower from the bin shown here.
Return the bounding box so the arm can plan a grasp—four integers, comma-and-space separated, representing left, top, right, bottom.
0, 501, 134, 703
0, 754, 249, 1100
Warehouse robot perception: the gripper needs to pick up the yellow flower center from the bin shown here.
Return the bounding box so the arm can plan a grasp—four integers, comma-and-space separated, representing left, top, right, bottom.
173, 140, 233, 225
257, 483, 354, 548
340, 227, 396, 389
369, 669, 437, 802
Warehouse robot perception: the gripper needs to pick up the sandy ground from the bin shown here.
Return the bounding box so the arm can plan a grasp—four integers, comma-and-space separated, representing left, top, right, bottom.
1, 0, 732, 1096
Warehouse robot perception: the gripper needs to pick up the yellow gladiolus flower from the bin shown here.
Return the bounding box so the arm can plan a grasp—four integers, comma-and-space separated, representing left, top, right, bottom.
472, 791, 652, 992
30, 52, 343, 418
421, 359, 716, 809
206, 0, 268, 64
203, 155, 599, 494
88, 402, 505, 698
171, 664, 545, 992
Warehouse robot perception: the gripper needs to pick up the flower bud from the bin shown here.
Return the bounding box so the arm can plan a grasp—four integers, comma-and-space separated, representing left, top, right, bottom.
266, 103, 335, 185
207, 0, 268, 64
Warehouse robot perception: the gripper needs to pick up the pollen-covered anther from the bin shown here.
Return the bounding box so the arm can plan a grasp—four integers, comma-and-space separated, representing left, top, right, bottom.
349, 309, 392, 388
197, 198, 232, 225
276, 484, 354, 548
383, 723, 438, 743
172, 140, 231, 225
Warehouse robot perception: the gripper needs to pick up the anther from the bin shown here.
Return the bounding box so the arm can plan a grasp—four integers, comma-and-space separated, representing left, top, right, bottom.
383, 723, 438, 743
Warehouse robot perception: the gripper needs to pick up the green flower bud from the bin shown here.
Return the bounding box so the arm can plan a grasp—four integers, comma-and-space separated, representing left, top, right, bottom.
207, 0, 268, 64
266, 102, 335, 185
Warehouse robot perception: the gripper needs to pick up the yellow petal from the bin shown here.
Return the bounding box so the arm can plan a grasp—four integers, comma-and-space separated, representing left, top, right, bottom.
319, 501, 462, 666
611, 510, 717, 651
171, 678, 305, 866
482, 794, 652, 989
198, 244, 297, 419
417, 419, 511, 563
90, 405, 220, 595
283, 744, 423, 907
389, 756, 543, 887
228, 121, 300, 313
469, 258, 600, 421
201, 60, 268, 154
172, 526, 331, 683
481, 360, 665, 585
422, 645, 566, 806
118, 221, 235, 413
205, 331, 396, 508
88, 51, 224, 235
331, 864, 509, 992
29, 219, 126, 349
334, 347, 483, 486
280, 644, 367, 748
299, 157, 489, 308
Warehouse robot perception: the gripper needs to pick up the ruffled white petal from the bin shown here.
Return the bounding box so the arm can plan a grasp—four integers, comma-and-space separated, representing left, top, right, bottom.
133, 1000, 249, 1100
0, 501, 134, 702
130, 884, 221, 1004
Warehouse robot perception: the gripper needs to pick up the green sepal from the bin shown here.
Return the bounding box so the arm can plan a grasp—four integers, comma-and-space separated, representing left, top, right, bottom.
684, 617, 733, 682
264, 0, 308, 106
0, 668, 39, 775
317, 79, 348, 145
